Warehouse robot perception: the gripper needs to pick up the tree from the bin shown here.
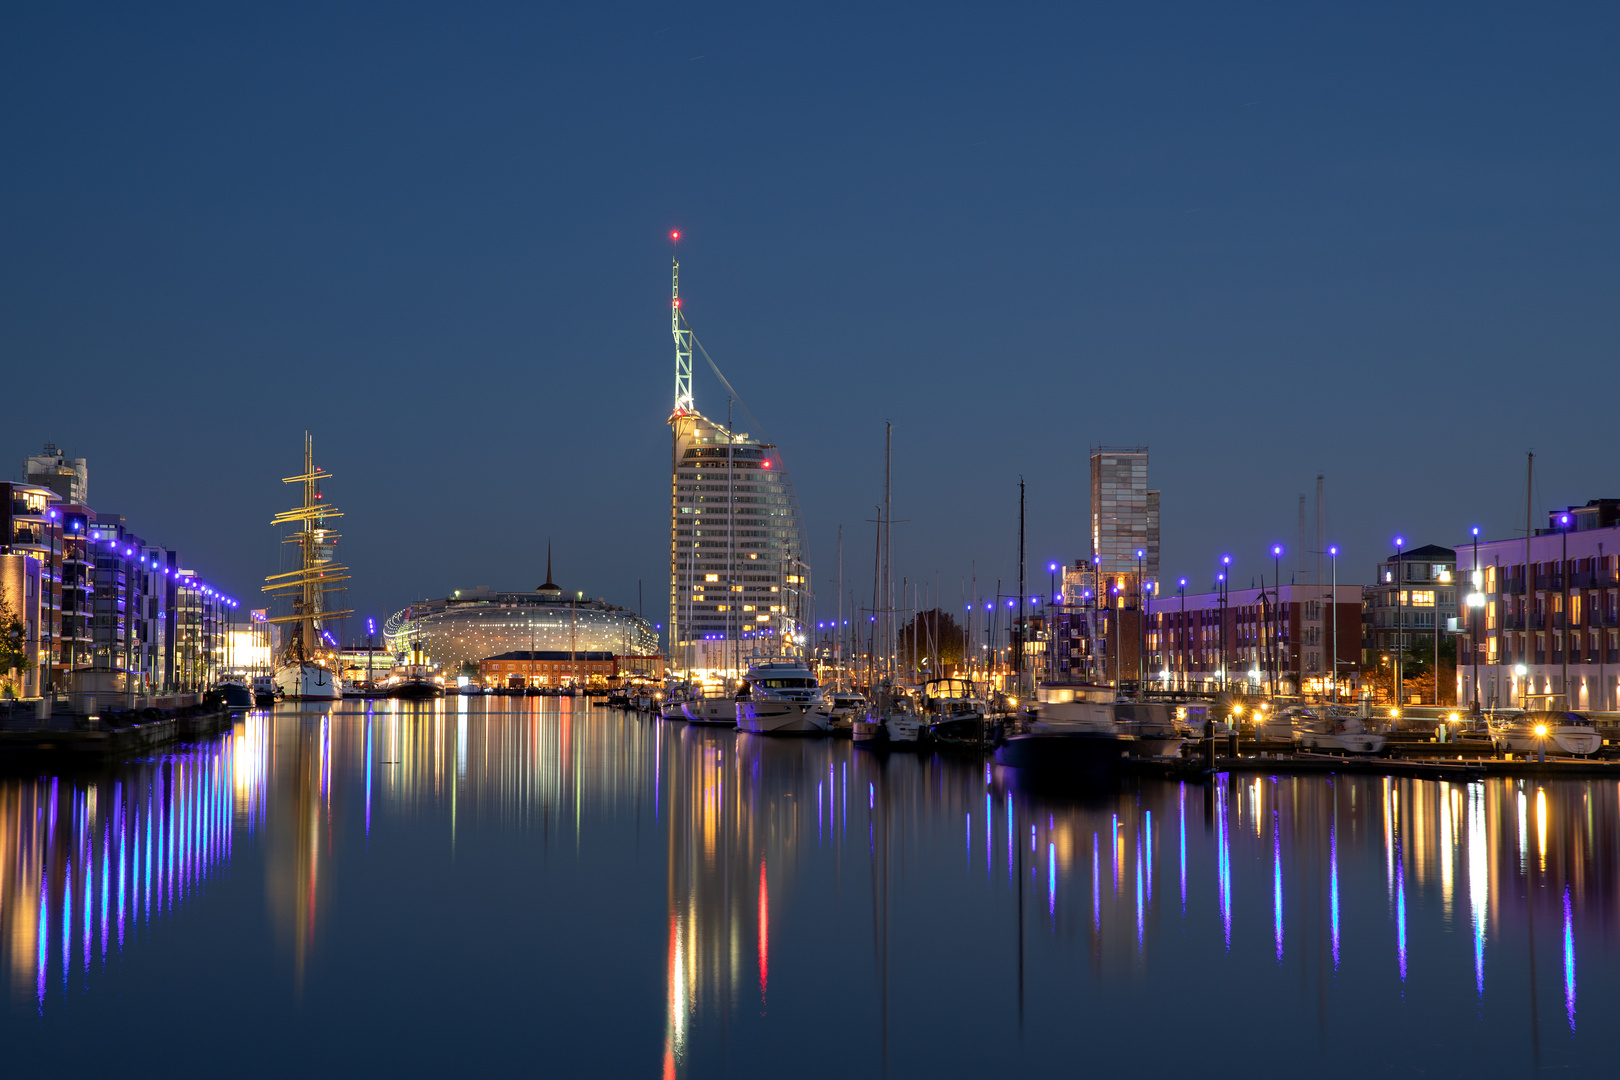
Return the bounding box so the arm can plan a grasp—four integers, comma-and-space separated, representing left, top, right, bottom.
0, 584, 30, 699
897, 609, 967, 673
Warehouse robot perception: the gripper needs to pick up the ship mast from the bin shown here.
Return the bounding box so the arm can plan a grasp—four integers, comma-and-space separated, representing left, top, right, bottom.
264, 432, 353, 661
671, 231, 694, 416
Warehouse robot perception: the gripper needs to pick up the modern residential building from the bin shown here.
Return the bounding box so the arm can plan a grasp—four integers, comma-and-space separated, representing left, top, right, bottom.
3, 446, 242, 699
25, 443, 88, 505
0, 551, 44, 697
1146, 583, 1363, 696
2, 481, 65, 691
1090, 446, 1159, 591
1360, 545, 1458, 687
1456, 505, 1620, 711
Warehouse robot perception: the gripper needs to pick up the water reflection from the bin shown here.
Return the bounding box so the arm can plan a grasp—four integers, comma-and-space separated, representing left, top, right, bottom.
0, 700, 1615, 1074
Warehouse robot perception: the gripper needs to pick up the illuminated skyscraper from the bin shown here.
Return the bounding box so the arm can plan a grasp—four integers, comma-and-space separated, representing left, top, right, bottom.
666, 244, 807, 674
1090, 446, 1159, 590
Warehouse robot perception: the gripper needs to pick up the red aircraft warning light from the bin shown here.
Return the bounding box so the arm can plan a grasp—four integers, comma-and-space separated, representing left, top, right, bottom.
671, 230, 680, 241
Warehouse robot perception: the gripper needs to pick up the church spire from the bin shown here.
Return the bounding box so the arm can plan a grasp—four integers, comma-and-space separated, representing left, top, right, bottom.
539, 542, 559, 592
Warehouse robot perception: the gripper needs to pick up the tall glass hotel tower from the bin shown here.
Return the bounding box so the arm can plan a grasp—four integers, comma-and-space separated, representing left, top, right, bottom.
666, 250, 808, 675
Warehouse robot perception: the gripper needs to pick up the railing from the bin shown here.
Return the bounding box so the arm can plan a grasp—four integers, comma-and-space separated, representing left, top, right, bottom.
1534, 651, 1546, 665
1530, 614, 1546, 630
1501, 580, 1527, 595
1536, 576, 1564, 592
1568, 571, 1620, 589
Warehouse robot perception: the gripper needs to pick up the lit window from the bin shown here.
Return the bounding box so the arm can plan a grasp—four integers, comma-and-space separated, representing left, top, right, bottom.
704, 574, 719, 582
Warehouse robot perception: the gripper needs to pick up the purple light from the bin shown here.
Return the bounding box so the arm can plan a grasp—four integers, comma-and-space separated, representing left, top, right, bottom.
1271, 545, 1282, 557
1394, 536, 1405, 548
1328, 545, 1338, 556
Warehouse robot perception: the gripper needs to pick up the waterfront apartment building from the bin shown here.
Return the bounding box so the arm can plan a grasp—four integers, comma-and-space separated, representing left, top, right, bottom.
1456, 503, 1620, 711
1360, 544, 1458, 669
0, 551, 44, 697
1144, 583, 1363, 695
26, 443, 88, 505
3, 446, 239, 698
2, 482, 67, 690
1090, 446, 1159, 590
669, 411, 808, 674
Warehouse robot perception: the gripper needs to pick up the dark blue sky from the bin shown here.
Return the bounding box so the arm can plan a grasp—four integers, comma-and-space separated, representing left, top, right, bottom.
4, 2, 1616, 632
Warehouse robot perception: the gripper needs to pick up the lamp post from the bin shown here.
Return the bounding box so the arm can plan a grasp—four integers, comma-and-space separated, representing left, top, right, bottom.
1394, 536, 1406, 708
1270, 544, 1283, 699
1177, 578, 1187, 692
1136, 549, 1146, 691
1560, 513, 1571, 707
1328, 545, 1339, 703
1470, 527, 1481, 712
1219, 555, 1231, 692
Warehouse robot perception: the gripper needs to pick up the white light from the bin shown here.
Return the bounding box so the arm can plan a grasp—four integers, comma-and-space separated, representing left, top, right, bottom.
1466, 593, 1485, 608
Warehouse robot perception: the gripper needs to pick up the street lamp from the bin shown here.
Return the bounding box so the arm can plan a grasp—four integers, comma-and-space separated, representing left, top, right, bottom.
1219, 555, 1232, 692
1559, 513, 1571, 708
1393, 536, 1406, 708
1177, 578, 1188, 692
1467, 526, 1483, 712
1270, 543, 1283, 699
1327, 545, 1339, 703
1136, 549, 1146, 690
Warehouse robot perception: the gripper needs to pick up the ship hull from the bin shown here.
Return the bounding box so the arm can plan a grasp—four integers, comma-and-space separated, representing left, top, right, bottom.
274, 662, 343, 701
994, 732, 1134, 771
737, 700, 827, 735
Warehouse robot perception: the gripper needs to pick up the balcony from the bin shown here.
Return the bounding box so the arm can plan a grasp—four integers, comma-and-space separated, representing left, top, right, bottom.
1501, 580, 1527, 595
1569, 571, 1620, 589
1530, 614, 1546, 630
1535, 576, 1564, 592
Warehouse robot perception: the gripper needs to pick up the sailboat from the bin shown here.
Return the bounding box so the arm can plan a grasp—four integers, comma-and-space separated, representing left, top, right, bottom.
264, 434, 353, 702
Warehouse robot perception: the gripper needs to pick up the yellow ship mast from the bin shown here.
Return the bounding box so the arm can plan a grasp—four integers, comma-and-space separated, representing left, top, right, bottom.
264, 432, 352, 663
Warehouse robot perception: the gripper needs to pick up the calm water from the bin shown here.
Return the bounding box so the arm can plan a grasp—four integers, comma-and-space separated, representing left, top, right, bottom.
0, 698, 1614, 1077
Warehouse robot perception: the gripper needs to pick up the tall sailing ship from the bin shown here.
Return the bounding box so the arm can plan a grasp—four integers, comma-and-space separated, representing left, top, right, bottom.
263, 434, 352, 701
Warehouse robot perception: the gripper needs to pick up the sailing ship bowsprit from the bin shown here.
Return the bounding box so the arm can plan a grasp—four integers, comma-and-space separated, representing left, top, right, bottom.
263, 434, 353, 701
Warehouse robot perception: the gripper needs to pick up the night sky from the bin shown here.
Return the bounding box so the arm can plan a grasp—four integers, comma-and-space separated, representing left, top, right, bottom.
4, 2, 1616, 635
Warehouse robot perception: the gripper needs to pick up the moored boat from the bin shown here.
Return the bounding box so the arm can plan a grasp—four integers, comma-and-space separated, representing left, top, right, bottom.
1292, 706, 1386, 754
275, 660, 344, 702
1489, 710, 1602, 756
681, 692, 738, 725
921, 677, 986, 748
736, 660, 827, 735
995, 681, 1133, 770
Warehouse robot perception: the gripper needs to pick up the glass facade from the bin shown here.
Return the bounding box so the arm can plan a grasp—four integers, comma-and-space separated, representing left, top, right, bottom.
669, 412, 807, 672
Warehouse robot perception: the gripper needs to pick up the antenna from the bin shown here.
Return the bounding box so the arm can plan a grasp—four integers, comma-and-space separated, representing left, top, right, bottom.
670, 230, 694, 415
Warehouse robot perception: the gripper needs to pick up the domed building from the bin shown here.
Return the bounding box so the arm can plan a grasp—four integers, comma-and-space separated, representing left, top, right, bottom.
385, 552, 659, 672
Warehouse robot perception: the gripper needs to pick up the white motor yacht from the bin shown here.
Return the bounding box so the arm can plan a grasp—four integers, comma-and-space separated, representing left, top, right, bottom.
815, 692, 868, 736
736, 661, 827, 735
681, 691, 738, 726
1490, 711, 1602, 756
1293, 707, 1385, 754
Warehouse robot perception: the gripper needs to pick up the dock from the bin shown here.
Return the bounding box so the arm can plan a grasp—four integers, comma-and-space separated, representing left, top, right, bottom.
0, 699, 239, 764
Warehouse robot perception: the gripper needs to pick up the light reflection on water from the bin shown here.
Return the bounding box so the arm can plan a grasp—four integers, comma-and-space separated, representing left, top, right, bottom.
0, 698, 1615, 1076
